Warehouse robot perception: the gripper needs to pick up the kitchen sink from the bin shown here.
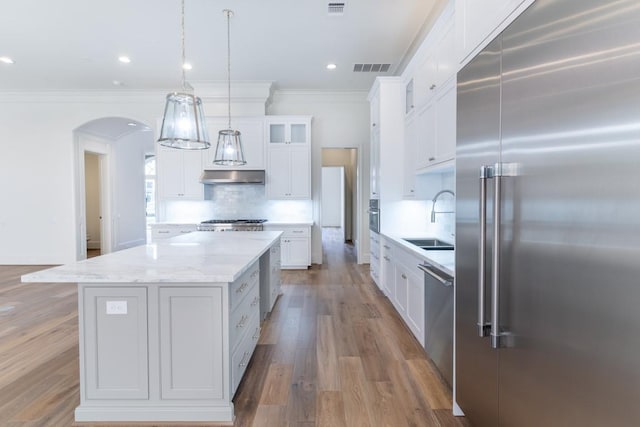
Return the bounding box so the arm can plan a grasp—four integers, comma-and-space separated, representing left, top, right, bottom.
403, 238, 454, 251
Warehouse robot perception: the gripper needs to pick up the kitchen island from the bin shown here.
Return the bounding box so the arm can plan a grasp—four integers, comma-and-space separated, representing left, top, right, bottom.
21, 231, 282, 423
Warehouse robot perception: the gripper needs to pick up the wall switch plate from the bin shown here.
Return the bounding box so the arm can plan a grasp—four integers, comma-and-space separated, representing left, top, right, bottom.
106, 300, 128, 315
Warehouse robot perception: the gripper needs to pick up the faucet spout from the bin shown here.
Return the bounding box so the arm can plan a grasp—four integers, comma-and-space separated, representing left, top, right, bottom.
430, 189, 455, 223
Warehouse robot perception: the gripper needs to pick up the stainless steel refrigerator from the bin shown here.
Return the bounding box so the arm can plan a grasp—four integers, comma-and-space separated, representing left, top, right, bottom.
455, 0, 640, 426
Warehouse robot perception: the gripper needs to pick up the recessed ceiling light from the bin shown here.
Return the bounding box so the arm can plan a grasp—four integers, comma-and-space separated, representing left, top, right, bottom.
118, 56, 131, 63
0, 56, 15, 64
326, 63, 337, 70
127, 122, 137, 127
182, 62, 192, 70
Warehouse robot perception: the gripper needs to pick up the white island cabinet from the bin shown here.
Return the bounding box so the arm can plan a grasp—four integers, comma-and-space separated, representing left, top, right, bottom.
21, 231, 283, 423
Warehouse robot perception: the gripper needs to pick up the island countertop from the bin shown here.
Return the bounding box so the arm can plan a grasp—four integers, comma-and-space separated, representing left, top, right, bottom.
22, 231, 283, 284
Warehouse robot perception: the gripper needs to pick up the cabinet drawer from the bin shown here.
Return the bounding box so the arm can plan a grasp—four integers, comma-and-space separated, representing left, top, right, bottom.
231, 312, 260, 395
230, 282, 260, 351
230, 263, 259, 310
281, 227, 310, 238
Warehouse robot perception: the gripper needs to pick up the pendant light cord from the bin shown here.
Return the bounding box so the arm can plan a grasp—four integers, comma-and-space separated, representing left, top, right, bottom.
226, 10, 232, 130
181, 0, 187, 92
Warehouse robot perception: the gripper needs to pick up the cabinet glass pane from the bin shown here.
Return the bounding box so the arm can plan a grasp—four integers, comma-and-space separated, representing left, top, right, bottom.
269, 124, 286, 143
290, 124, 307, 143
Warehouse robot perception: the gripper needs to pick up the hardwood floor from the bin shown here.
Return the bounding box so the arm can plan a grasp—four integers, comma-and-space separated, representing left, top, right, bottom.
0, 231, 469, 426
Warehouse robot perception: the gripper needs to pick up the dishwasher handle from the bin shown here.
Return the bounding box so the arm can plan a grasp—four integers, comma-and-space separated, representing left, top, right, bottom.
418, 263, 453, 287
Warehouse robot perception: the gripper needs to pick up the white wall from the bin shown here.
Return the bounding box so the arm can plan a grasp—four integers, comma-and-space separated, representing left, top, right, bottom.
321, 167, 343, 228
111, 131, 149, 251
267, 91, 370, 264
0, 92, 162, 264
0, 88, 369, 264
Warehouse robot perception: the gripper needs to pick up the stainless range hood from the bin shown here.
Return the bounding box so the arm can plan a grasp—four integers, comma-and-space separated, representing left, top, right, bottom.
199, 170, 265, 184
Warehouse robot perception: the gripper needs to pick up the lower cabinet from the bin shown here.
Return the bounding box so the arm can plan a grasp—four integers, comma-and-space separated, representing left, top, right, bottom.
159, 287, 225, 400
382, 238, 395, 299
263, 224, 311, 269
76, 257, 270, 422
82, 287, 149, 400
259, 242, 282, 320
376, 236, 426, 347
149, 224, 197, 242
397, 260, 425, 346
370, 232, 381, 288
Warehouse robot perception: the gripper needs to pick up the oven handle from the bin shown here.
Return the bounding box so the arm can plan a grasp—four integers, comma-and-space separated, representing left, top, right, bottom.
418, 263, 453, 287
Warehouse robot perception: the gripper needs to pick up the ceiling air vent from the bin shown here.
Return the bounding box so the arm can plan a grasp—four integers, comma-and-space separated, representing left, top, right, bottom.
353, 63, 391, 73
328, 2, 345, 15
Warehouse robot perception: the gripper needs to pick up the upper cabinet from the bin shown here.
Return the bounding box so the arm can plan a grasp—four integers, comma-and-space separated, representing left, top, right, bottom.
266, 118, 309, 145
415, 18, 456, 108
368, 78, 404, 203
202, 117, 265, 170
156, 146, 203, 200
456, 0, 534, 67
265, 116, 312, 200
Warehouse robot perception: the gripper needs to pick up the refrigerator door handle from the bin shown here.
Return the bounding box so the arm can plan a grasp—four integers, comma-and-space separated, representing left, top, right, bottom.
490, 162, 518, 349
491, 172, 503, 349
478, 165, 493, 337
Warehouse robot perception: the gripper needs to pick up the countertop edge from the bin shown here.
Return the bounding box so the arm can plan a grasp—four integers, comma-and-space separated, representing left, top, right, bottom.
381, 233, 455, 277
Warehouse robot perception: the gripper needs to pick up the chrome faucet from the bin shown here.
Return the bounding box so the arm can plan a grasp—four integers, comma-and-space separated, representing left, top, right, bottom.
430, 189, 455, 222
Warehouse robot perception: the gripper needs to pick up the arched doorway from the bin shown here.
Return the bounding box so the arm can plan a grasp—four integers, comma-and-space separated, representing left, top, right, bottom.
73, 117, 154, 260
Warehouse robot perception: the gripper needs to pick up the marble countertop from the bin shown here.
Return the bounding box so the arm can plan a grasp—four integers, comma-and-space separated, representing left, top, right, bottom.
22, 231, 282, 284
381, 233, 454, 276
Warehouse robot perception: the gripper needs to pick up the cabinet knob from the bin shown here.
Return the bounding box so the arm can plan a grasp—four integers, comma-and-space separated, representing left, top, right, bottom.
430, 84, 436, 90
402, 273, 407, 279
372, 123, 376, 127
428, 157, 436, 161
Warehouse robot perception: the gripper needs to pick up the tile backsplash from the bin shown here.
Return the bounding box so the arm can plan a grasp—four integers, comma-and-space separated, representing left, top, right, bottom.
392, 170, 455, 243
162, 184, 312, 223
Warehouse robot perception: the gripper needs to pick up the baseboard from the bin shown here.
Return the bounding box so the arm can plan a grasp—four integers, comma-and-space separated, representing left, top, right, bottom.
75, 404, 234, 422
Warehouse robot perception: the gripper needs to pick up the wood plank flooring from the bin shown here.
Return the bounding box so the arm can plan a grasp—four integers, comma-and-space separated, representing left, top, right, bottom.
0, 230, 469, 426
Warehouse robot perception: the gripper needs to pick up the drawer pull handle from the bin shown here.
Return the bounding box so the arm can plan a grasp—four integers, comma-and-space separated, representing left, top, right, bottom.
236, 315, 248, 329
251, 296, 260, 307
383, 256, 390, 261
402, 273, 407, 279
236, 282, 248, 294
292, 230, 303, 233
383, 245, 390, 249
158, 231, 170, 234
239, 351, 250, 367
252, 327, 260, 340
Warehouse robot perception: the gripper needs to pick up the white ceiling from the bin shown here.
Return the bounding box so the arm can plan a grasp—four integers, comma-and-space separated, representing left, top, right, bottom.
0, 0, 443, 92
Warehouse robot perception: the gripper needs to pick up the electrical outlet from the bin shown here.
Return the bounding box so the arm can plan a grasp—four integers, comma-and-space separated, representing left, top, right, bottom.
106, 300, 128, 315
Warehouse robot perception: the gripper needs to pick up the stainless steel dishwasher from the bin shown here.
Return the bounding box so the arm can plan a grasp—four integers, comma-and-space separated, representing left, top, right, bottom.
418, 262, 454, 388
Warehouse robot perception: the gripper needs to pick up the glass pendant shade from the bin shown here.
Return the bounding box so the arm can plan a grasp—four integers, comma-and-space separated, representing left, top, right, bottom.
158, 92, 210, 150
213, 129, 246, 165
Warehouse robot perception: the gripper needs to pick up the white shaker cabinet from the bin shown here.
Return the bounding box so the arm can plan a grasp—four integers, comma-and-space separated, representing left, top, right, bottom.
265, 117, 311, 200
263, 224, 311, 269
203, 117, 265, 169
403, 114, 418, 198
156, 146, 203, 200
149, 223, 197, 242
456, 0, 534, 67
369, 231, 381, 288
415, 77, 457, 171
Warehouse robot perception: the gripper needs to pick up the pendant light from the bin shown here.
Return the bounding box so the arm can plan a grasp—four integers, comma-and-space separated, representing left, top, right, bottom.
158, 0, 210, 150
213, 9, 246, 165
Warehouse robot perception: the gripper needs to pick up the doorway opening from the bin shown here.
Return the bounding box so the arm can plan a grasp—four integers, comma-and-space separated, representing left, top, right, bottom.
321, 148, 358, 257
84, 152, 104, 258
